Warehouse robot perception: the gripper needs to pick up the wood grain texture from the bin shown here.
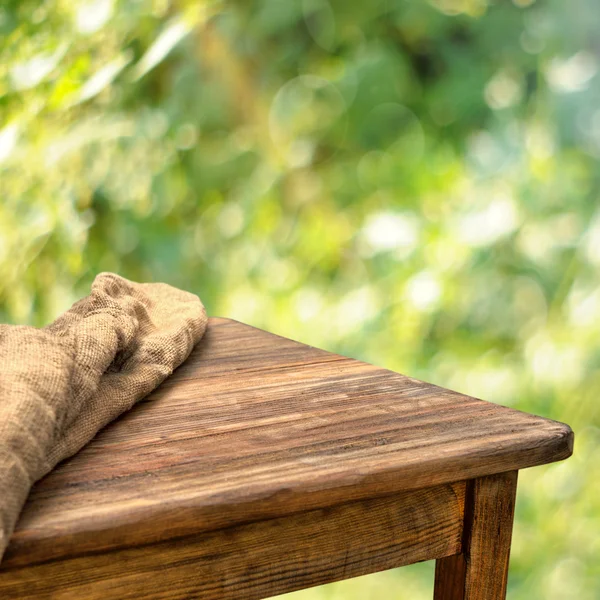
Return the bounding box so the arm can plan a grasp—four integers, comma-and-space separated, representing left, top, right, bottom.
2, 318, 571, 571
0, 483, 465, 599
434, 472, 519, 600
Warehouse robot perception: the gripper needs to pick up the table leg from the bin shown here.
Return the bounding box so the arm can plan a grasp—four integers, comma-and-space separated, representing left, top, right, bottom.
433, 471, 518, 600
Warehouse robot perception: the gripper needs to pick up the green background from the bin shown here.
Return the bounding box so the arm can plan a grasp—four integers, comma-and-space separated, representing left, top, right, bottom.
1, 0, 598, 597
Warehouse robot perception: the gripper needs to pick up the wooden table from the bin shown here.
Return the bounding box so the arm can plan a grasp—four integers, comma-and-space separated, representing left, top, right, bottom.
0, 318, 573, 599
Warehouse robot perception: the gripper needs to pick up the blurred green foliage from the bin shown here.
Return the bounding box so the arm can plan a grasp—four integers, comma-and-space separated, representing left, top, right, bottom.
1, 0, 599, 597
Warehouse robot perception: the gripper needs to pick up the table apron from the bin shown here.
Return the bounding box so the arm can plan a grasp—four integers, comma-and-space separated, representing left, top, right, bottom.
0, 481, 466, 600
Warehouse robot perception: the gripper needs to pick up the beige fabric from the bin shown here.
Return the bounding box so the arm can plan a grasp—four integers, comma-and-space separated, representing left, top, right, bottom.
0, 273, 207, 561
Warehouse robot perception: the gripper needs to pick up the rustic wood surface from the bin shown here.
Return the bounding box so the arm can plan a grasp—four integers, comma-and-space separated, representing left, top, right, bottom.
2, 318, 572, 575
434, 472, 518, 600
0, 482, 465, 599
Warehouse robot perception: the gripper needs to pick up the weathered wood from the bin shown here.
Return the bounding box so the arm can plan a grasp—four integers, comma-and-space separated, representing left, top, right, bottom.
434, 472, 518, 600
0, 482, 465, 599
2, 318, 571, 570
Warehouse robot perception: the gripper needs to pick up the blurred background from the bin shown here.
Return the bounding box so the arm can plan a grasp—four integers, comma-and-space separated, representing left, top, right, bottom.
1, 0, 598, 597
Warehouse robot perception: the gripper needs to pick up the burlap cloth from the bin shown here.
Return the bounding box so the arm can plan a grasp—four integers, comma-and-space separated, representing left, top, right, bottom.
0, 273, 207, 562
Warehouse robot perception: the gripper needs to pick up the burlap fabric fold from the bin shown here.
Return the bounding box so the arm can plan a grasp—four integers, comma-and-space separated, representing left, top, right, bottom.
0, 273, 207, 561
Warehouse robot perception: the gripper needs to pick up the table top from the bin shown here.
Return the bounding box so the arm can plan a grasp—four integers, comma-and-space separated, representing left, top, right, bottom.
3, 317, 572, 569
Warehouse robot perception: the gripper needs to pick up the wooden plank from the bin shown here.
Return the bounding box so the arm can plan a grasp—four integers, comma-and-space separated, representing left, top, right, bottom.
0, 482, 465, 599
2, 318, 572, 568
434, 472, 518, 600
